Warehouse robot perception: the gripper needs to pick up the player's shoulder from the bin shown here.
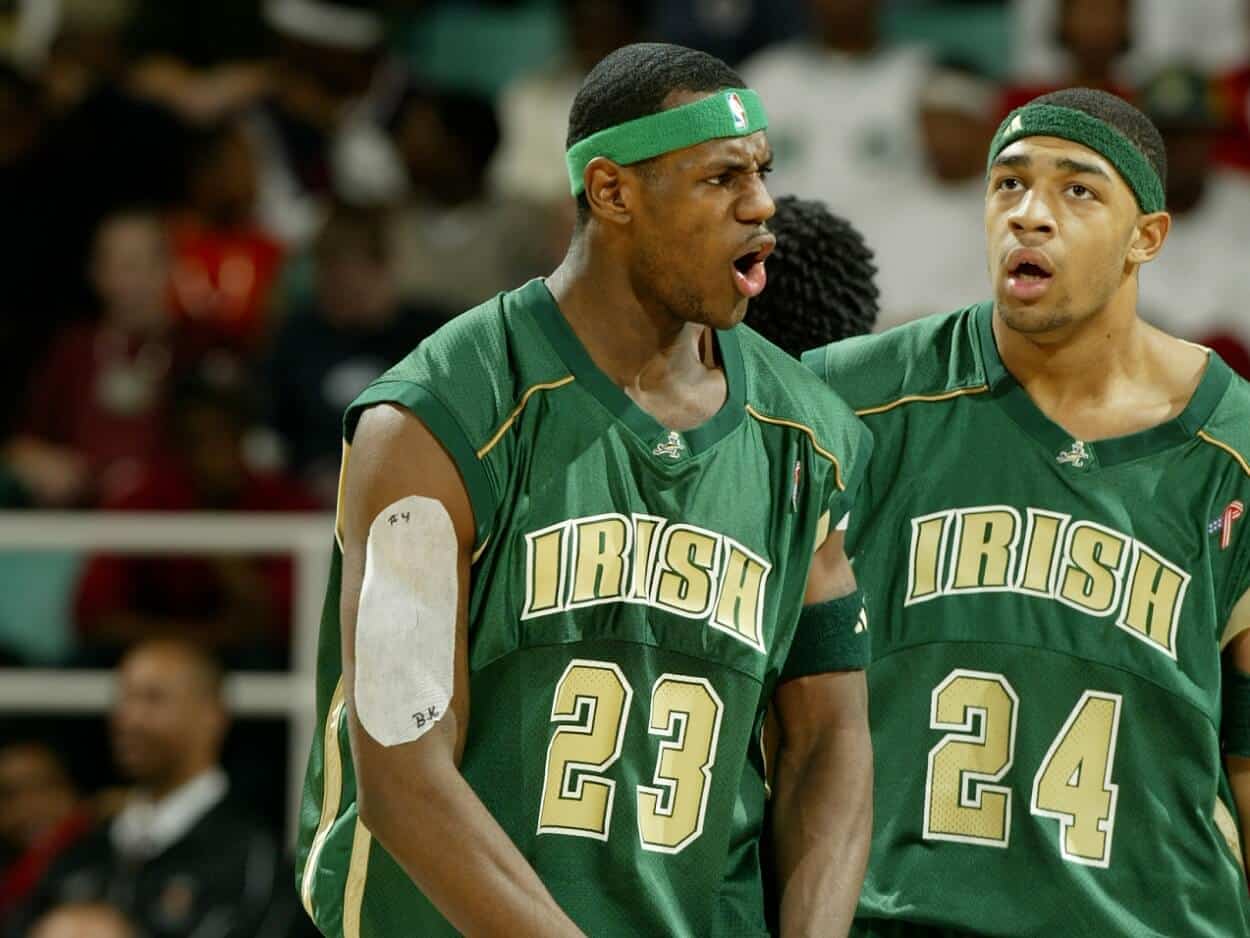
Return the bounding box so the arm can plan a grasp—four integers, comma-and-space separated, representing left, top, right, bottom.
1201, 358, 1250, 474
801, 302, 990, 415
736, 324, 863, 435
345, 279, 564, 448
736, 325, 872, 494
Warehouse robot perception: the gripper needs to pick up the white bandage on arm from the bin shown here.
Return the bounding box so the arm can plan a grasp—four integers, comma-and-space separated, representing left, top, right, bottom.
355, 495, 458, 746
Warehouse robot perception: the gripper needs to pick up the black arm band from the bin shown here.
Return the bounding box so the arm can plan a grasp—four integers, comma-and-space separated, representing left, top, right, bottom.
780, 591, 869, 683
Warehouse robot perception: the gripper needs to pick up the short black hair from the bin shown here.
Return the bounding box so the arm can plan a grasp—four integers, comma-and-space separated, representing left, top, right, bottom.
743, 196, 879, 358
1029, 87, 1168, 193
567, 42, 745, 221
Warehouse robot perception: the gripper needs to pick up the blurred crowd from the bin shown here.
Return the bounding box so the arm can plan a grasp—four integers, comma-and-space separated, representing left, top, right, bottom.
1, 0, 1249, 931
1, 0, 1249, 668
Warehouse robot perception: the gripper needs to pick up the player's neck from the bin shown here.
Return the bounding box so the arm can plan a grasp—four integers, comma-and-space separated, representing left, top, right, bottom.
992, 290, 1208, 441
547, 249, 716, 393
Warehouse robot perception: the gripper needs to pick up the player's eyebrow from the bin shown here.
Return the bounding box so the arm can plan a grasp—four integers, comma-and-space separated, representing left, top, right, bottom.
705, 150, 774, 174
1055, 157, 1110, 179
991, 153, 1030, 170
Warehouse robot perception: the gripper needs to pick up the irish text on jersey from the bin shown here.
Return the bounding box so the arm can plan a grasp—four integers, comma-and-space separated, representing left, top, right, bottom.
521, 513, 773, 653
904, 505, 1189, 660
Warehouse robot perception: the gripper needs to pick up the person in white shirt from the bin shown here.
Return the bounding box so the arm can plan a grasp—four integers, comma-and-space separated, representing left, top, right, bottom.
741, 0, 930, 223
25, 640, 281, 938
865, 61, 1002, 327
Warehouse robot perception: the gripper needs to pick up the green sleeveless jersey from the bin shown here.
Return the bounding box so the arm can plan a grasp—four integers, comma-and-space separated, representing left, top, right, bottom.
296, 279, 872, 937
805, 302, 1250, 937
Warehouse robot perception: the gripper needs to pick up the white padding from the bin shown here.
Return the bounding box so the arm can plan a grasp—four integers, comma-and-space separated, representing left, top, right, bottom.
355, 495, 458, 746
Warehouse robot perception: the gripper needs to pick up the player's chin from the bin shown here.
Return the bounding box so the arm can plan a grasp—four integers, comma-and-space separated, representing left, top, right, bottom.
705, 290, 750, 331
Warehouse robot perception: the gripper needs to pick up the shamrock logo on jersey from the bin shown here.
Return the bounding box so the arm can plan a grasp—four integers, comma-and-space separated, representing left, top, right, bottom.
653, 431, 685, 460
1057, 440, 1091, 468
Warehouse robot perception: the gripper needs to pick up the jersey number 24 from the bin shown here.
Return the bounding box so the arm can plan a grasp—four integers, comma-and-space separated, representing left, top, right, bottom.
923, 668, 1122, 868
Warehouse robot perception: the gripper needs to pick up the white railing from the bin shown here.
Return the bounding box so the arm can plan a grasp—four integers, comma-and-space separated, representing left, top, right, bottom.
0, 512, 334, 842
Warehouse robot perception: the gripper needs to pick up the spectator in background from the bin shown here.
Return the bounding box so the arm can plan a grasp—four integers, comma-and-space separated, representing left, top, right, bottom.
1002, 0, 1137, 112
0, 62, 59, 438
170, 119, 285, 353
0, 743, 91, 921
31, 0, 188, 307
266, 204, 444, 506
26, 640, 282, 938
743, 195, 879, 358
122, 0, 272, 127
1215, 0, 1250, 173
490, 0, 647, 208
869, 61, 1000, 326
245, 0, 402, 245
654, 0, 808, 68
388, 87, 553, 312
27, 902, 136, 938
2, 209, 201, 508
742, 0, 930, 225
1137, 65, 1250, 377
74, 369, 315, 668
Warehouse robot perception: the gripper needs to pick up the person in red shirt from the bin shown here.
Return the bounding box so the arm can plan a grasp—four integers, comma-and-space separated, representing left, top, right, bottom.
75, 369, 317, 668
3, 209, 207, 508
169, 119, 284, 353
1214, 3, 1250, 174
0, 742, 91, 921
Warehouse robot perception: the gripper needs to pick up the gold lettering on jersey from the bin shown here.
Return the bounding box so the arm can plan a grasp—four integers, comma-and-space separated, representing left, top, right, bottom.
1117, 543, 1189, 660
654, 526, 720, 617
711, 542, 771, 652
520, 515, 773, 654
947, 507, 1020, 593
906, 512, 952, 605
906, 506, 1188, 660
1057, 522, 1128, 616
1017, 509, 1069, 596
524, 522, 570, 618
630, 515, 664, 601
569, 515, 631, 606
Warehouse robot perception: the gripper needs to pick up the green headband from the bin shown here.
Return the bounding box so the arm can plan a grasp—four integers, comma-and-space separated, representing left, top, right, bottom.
987, 103, 1165, 213
566, 88, 768, 196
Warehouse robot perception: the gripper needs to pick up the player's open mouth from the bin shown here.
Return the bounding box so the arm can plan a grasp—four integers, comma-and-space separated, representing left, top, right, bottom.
732, 238, 774, 299
1005, 249, 1054, 301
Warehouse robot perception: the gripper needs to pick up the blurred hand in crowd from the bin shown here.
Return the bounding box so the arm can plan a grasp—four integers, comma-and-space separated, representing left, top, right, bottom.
0, 438, 90, 508
28, 902, 136, 938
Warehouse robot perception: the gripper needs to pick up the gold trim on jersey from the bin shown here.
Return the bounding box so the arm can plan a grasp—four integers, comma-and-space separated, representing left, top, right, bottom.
476, 376, 576, 460
342, 820, 373, 938
855, 385, 990, 418
1214, 797, 1245, 871
301, 678, 348, 919
471, 533, 492, 565
1197, 430, 1250, 478
334, 442, 352, 552
1222, 586, 1250, 650
744, 404, 844, 490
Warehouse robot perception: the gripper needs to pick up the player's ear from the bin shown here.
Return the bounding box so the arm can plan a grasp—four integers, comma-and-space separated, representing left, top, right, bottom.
584, 157, 632, 226
1128, 210, 1170, 266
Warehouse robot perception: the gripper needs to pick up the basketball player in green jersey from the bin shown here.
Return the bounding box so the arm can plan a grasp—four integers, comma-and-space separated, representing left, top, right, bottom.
296, 44, 875, 937
806, 89, 1250, 935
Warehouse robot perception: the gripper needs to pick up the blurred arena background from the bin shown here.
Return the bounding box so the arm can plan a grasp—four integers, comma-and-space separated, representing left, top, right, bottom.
0, 0, 1247, 934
